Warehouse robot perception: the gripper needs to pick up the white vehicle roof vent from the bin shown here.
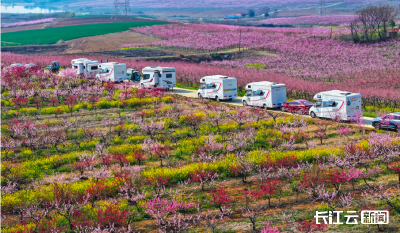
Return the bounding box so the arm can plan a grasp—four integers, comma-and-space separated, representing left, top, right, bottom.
219, 76, 229, 79
340, 92, 352, 96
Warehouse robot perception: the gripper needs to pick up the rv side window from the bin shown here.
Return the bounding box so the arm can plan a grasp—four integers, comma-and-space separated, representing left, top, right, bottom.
73, 66, 78, 69
166, 74, 172, 78
255, 90, 264, 96
207, 84, 216, 89
91, 66, 98, 70
246, 90, 252, 97
315, 101, 322, 107
322, 101, 335, 107
143, 74, 150, 80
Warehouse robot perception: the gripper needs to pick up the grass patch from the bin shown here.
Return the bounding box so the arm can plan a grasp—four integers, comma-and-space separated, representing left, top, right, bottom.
1, 21, 169, 46
176, 83, 199, 91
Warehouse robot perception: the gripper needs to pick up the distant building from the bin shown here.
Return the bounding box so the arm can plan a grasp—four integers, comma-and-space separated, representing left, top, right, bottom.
224, 13, 246, 19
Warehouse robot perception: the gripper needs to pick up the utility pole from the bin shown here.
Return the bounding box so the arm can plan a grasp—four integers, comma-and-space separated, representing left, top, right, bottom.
239, 30, 242, 52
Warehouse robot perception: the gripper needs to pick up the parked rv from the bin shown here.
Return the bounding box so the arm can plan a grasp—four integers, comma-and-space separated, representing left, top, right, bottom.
140, 66, 176, 89
309, 90, 362, 121
71, 58, 99, 76
242, 81, 286, 109
96, 62, 127, 83
197, 75, 238, 101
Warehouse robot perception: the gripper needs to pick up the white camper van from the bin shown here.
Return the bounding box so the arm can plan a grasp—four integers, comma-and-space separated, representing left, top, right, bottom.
140, 66, 176, 89
71, 58, 99, 76
309, 90, 362, 121
96, 62, 127, 83
197, 75, 238, 101
242, 81, 286, 109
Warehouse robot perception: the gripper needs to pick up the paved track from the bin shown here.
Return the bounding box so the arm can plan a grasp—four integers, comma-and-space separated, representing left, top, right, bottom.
172, 87, 375, 129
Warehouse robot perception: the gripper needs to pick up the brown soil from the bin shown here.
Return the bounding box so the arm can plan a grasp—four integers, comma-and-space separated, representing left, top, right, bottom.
1, 23, 47, 33
47, 17, 163, 28
62, 31, 163, 53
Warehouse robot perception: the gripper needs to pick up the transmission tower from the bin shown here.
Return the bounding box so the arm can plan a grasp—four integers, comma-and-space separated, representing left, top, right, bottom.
111, 0, 131, 19
316, 0, 326, 16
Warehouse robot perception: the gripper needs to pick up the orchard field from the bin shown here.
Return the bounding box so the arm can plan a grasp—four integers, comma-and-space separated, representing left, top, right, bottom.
2, 53, 400, 233
121, 23, 400, 115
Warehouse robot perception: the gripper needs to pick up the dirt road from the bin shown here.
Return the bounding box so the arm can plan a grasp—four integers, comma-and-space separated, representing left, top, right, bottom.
172, 87, 375, 128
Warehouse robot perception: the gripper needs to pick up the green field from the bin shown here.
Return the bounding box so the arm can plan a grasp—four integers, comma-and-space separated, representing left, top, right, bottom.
1, 21, 169, 47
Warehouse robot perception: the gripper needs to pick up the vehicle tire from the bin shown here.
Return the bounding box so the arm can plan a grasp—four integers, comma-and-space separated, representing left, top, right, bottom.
297, 109, 304, 115
243, 101, 248, 106
310, 111, 316, 118
373, 122, 381, 130
216, 96, 220, 102
263, 104, 268, 110
395, 126, 400, 133
228, 98, 232, 101
281, 107, 286, 112
198, 93, 202, 99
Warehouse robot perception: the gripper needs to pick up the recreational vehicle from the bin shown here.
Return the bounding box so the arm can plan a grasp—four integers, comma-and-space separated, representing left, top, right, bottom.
96, 62, 127, 83
309, 90, 362, 121
242, 81, 286, 109
197, 75, 238, 101
140, 66, 176, 89
71, 58, 99, 76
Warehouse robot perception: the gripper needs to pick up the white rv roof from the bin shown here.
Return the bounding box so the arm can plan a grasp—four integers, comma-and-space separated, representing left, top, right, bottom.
142, 66, 175, 71
317, 90, 361, 97
202, 75, 236, 80
248, 81, 285, 87
71, 58, 89, 62
99, 62, 126, 66
75, 60, 98, 64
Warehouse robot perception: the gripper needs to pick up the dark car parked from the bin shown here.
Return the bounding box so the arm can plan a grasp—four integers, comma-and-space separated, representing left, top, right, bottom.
281, 99, 313, 115
372, 112, 400, 133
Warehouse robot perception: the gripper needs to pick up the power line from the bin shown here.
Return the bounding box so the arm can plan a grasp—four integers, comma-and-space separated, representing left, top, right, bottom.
111, 0, 131, 19
316, 0, 326, 16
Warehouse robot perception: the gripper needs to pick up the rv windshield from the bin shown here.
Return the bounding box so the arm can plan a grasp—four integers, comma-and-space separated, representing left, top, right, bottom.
143, 74, 151, 80
246, 90, 252, 97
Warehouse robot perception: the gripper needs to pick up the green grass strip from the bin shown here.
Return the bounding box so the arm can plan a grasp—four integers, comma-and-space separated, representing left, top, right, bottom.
1, 21, 169, 46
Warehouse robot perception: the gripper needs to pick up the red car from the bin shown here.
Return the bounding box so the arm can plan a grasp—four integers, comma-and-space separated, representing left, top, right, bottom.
281, 99, 313, 115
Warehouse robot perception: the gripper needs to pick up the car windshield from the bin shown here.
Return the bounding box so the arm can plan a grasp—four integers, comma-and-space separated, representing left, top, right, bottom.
300, 101, 313, 105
